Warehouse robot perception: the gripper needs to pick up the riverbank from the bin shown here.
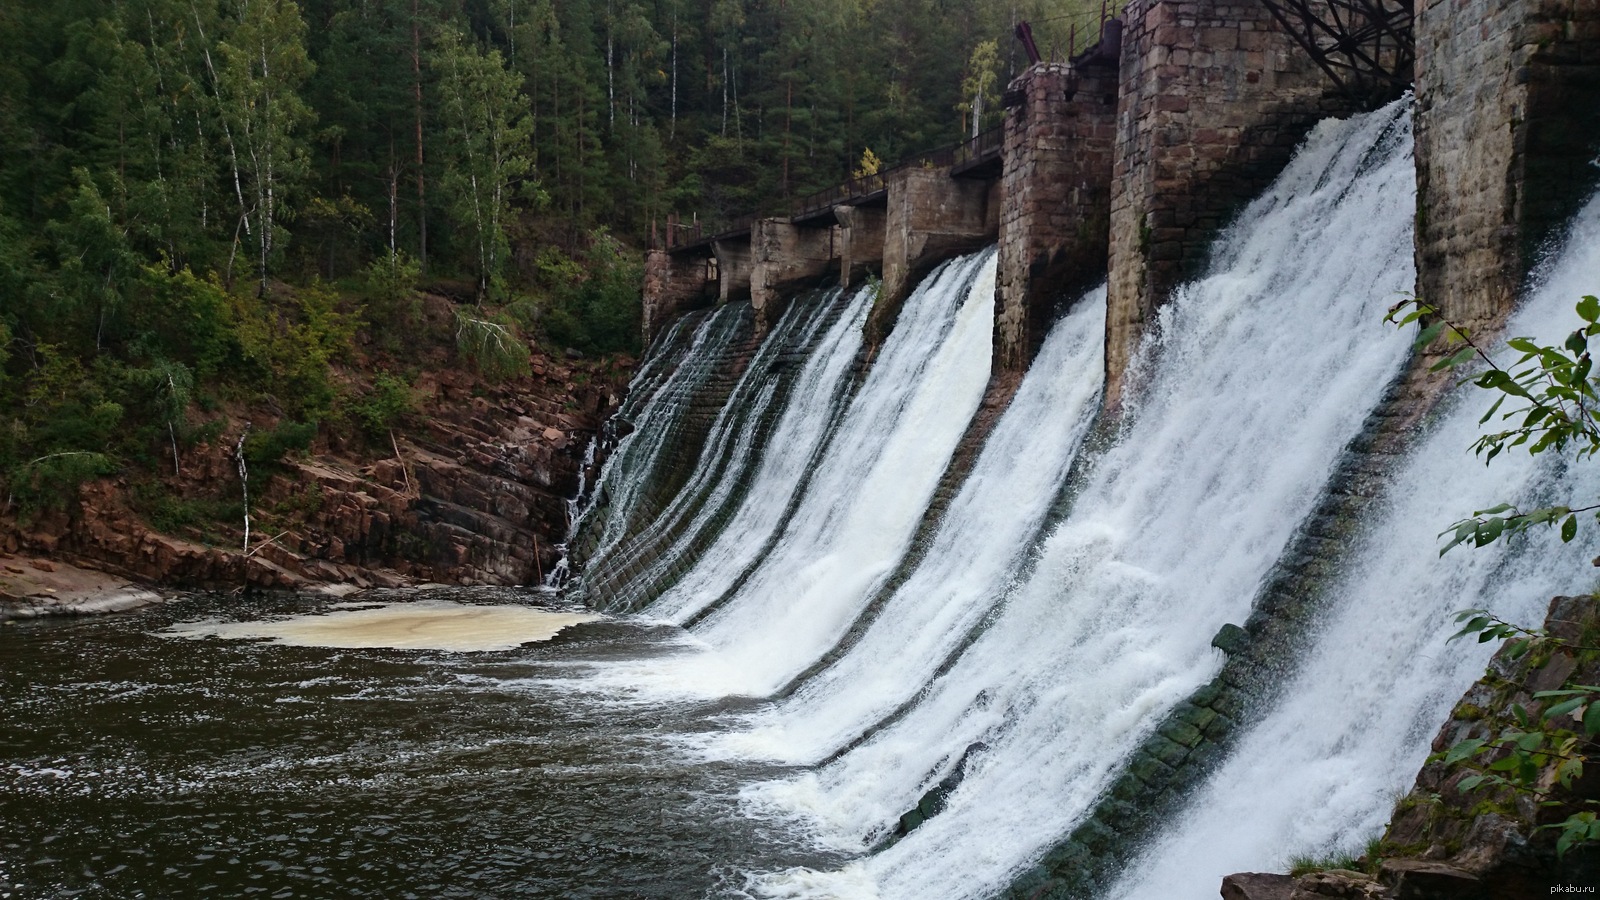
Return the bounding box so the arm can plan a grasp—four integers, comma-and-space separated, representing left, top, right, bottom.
0, 292, 634, 600
0, 555, 165, 622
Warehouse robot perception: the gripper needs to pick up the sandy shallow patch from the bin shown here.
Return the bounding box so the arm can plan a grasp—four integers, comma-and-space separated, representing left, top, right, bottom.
163, 599, 601, 651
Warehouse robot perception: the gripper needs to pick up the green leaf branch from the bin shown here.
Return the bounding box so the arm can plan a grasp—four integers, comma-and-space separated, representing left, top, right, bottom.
1388, 297, 1600, 555
1390, 295, 1600, 858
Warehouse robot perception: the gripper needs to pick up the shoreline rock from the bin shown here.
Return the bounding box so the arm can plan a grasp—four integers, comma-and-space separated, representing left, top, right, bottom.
0, 555, 166, 622
1220, 594, 1600, 898
0, 317, 633, 597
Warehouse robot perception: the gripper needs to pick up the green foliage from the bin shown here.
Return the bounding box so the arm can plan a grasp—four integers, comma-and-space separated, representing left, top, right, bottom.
346, 372, 418, 439
1387, 297, 1600, 554
294, 194, 375, 280
360, 251, 424, 347
455, 309, 530, 380
865, 272, 884, 309
0, 0, 1084, 553
1286, 848, 1366, 877
957, 40, 1001, 138
124, 266, 240, 381
4, 451, 117, 517
230, 282, 359, 420
0, 342, 126, 514
131, 481, 237, 539
536, 230, 642, 354
244, 420, 317, 469
212, 0, 316, 293
1424, 647, 1600, 859
433, 27, 536, 300
1390, 295, 1600, 859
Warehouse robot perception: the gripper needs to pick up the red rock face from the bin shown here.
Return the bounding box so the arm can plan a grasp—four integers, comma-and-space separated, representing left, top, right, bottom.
0, 343, 632, 594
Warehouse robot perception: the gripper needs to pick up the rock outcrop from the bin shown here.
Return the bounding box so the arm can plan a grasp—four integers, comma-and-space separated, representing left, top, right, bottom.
0, 301, 631, 597
1221, 594, 1600, 898
0, 556, 164, 621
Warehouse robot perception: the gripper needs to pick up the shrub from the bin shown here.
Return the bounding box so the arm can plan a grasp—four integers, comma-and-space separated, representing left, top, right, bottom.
534, 230, 642, 355
454, 310, 530, 380
360, 251, 423, 349
346, 372, 417, 438
244, 420, 317, 468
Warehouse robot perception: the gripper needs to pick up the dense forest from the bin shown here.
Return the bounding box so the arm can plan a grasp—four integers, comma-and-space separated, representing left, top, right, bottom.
0, 0, 1101, 522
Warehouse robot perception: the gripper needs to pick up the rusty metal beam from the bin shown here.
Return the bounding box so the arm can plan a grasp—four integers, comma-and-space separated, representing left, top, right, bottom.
1258, 0, 1414, 105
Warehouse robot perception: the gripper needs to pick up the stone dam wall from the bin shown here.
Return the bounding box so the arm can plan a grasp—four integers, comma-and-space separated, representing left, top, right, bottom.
616, 0, 1600, 894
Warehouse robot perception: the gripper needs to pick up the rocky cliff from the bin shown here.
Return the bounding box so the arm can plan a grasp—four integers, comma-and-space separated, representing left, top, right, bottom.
0, 293, 632, 610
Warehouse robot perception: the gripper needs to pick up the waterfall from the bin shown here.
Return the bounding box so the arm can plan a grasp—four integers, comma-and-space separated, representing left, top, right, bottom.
735, 97, 1417, 900
578, 286, 860, 613
647, 286, 872, 623
1110, 191, 1600, 897
567, 302, 752, 579
714, 286, 1107, 766
587, 249, 998, 701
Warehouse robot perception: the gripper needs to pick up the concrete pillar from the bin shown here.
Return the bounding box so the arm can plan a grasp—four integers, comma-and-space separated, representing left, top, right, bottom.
994, 59, 1118, 374
750, 218, 840, 332
871, 168, 1000, 346
834, 204, 887, 287
712, 236, 752, 305
641, 248, 714, 344
1104, 0, 1353, 409
1414, 0, 1600, 335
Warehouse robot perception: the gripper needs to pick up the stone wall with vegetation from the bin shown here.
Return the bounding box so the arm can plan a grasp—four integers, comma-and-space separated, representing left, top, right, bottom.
1414, 0, 1600, 334
1220, 595, 1600, 900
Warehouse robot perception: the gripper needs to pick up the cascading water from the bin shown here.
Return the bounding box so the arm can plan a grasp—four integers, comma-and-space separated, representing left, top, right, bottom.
645, 285, 872, 623
734, 97, 1418, 900
712, 287, 1107, 767
584, 250, 999, 701
542, 434, 598, 588
565, 302, 751, 580
578, 286, 860, 613
1110, 191, 1600, 897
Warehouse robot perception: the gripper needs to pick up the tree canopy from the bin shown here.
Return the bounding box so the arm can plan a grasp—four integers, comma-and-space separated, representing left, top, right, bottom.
0, 0, 1103, 516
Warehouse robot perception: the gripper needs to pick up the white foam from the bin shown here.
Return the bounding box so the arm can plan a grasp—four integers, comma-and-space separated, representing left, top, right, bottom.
164, 600, 600, 651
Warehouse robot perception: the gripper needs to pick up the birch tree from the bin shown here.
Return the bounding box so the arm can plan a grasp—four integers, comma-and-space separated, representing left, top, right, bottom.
432, 28, 534, 300
960, 39, 1000, 139
212, 0, 314, 295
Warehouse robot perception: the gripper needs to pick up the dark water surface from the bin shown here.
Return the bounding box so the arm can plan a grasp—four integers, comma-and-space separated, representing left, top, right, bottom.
0, 589, 842, 899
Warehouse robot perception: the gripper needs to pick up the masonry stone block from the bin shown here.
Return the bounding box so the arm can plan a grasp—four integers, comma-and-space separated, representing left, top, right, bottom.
641, 249, 714, 345
712, 236, 753, 305
749, 218, 839, 334
833, 203, 887, 288
1414, 0, 1600, 336
994, 58, 1118, 373
1104, 0, 1359, 411
870, 167, 999, 346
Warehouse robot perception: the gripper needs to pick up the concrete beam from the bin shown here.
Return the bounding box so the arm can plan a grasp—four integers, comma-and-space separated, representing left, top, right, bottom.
870, 167, 1000, 346
994, 59, 1118, 374
834, 203, 887, 288
641, 248, 715, 345
712, 236, 753, 305
750, 218, 840, 332
1414, 0, 1600, 336
1104, 0, 1358, 410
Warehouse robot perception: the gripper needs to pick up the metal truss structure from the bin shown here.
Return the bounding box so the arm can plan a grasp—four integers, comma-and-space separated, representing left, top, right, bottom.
1258, 0, 1415, 103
